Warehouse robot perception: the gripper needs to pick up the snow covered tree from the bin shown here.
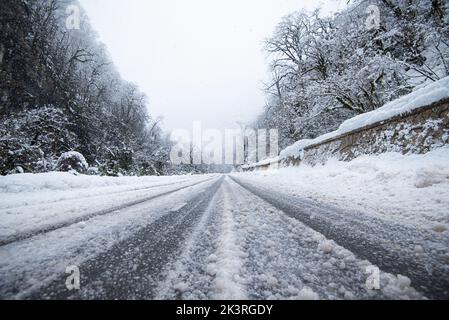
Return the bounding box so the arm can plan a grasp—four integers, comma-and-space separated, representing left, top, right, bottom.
0, 0, 173, 176
254, 0, 449, 150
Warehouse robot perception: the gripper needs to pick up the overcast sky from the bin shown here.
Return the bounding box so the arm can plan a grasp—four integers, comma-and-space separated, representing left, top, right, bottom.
79, 0, 345, 132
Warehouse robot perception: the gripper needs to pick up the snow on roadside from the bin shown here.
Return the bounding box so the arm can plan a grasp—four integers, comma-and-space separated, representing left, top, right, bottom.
0, 178, 220, 299
0, 171, 211, 194
235, 147, 449, 228
0, 173, 216, 243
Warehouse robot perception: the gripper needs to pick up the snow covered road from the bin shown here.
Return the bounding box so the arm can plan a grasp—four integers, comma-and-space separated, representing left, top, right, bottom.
229, 175, 449, 299
0, 169, 448, 300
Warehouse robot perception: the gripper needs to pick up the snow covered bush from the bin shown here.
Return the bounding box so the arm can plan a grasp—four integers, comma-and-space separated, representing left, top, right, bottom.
54, 152, 89, 174
0, 106, 79, 175
87, 167, 100, 176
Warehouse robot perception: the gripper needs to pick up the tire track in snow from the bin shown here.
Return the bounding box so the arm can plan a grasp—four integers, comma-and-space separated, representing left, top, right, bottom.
224, 177, 423, 300
23, 177, 224, 299
230, 175, 449, 299
0, 177, 221, 299
155, 181, 223, 299
0, 177, 215, 247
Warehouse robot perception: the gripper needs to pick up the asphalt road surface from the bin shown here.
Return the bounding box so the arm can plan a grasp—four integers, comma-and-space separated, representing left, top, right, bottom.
1, 175, 448, 300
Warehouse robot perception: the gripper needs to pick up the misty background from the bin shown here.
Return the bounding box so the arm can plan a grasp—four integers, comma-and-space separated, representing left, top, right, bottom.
79, 0, 345, 132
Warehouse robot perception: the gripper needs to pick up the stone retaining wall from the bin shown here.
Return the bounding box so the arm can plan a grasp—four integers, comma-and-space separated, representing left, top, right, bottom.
245, 98, 449, 171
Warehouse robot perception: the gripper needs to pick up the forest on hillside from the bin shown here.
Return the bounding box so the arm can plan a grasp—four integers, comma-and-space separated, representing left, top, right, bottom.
0, 0, 175, 176
1, 0, 448, 175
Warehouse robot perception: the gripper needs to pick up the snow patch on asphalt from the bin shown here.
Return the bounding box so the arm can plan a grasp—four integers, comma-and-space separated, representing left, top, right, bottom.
211, 182, 247, 299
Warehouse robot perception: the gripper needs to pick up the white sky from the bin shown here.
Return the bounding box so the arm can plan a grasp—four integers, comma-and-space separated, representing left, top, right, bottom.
79, 0, 345, 132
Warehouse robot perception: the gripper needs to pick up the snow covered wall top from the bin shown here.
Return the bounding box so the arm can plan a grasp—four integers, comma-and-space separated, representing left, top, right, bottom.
245, 76, 449, 169
280, 77, 449, 159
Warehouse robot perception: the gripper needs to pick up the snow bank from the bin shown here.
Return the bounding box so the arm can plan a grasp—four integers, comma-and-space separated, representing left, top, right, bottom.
0, 171, 194, 194
266, 76, 449, 162
236, 146, 449, 227
0, 173, 216, 245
